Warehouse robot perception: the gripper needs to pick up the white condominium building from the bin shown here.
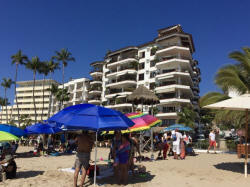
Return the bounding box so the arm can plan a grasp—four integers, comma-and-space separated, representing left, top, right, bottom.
50, 77, 89, 115
0, 79, 58, 125
88, 25, 201, 126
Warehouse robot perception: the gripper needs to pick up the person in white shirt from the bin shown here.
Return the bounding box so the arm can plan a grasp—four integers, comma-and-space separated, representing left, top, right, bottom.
171, 129, 182, 159
207, 130, 216, 153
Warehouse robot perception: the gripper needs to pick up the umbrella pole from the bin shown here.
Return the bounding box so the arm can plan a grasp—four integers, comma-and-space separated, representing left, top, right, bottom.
151, 128, 154, 160
245, 109, 248, 178
94, 131, 98, 186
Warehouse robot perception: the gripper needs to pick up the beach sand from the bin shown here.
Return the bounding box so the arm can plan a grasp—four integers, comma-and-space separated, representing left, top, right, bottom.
1, 146, 250, 187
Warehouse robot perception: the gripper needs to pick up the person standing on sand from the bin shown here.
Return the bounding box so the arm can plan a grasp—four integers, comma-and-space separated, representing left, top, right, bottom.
74, 131, 94, 187
171, 129, 182, 159
207, 129, 217, 154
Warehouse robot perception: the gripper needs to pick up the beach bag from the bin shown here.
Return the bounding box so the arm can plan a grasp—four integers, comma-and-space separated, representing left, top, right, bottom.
87, 165, 99, 178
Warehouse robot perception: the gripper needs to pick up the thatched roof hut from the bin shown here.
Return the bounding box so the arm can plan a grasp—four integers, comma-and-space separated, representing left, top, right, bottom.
127, 85, 159, 105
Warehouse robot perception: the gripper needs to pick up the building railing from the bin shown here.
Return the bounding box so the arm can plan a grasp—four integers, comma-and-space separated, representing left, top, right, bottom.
105, 87, 135, 95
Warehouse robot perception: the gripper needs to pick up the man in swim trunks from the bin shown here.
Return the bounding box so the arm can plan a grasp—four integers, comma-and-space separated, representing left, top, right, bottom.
74, 131, 94, 187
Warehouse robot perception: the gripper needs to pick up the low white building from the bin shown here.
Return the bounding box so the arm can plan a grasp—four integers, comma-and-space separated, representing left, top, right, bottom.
50, 78, 89, 115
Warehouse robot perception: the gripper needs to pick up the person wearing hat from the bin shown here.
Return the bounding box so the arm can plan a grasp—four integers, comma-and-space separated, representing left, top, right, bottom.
0, 145, 17, 179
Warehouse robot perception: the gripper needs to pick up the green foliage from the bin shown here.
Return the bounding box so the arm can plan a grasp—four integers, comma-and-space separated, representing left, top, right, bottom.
52, 48, 75, 67
193, 140, 209, 149
18, 114, 32, 128
201, 47, 250, 129
177, 107, 196, 128
226, 140, 237, 151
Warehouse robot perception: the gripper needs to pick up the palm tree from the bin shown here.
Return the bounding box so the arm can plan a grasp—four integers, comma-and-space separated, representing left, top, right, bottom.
47, 60, 60, 118
26, 56, 42, 123
52, 48, 75, 90
56, 88, 70, 110
0, 97, 5, 123
38, 62, 50, 121
1, 78, 14, 123
215, 47, 250, 94
11, 50, 28, 126
47, 83, 59, 115
201, 47, 250, 129
177, 107, 197, 128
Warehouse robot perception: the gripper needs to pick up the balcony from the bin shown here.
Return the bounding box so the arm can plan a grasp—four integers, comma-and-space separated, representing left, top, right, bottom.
90, 80, 102, 85
105, 97, 132, 109
90, 69, 103, 77
155, 56, 191, 70
88, 96, 101, 105
105, 87, 135, 98
107, 58, 138, 68
155, 45, 191, 58
155, 81, 191, 94
106, 65, 137, 77
158, 97, 191, 105
89, 86, 102, 95
155, 70, 191, 81
106, 75, 137, 88
156, 112, 178, 118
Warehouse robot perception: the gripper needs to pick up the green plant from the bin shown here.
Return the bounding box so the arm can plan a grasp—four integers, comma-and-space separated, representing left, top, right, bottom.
226, 140, 237, 151
151, 46, 158, 56
177, 107, 196, 128
193, 140, 209, 149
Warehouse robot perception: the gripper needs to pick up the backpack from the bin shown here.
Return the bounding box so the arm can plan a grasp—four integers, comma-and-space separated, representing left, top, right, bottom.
172, 134, 177, 141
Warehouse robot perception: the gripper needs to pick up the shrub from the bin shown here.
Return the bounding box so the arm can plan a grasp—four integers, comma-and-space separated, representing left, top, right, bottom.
226, 140, 237, 151
193, 139, 209, 149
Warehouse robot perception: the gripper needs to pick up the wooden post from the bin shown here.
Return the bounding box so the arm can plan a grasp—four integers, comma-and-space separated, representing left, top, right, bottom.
245, 109, 248, 178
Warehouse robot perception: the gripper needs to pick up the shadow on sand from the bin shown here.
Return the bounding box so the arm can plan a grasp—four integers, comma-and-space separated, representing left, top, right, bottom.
16, 170, 44, 179
88, 171, 155, 187
214, 162, 250, 174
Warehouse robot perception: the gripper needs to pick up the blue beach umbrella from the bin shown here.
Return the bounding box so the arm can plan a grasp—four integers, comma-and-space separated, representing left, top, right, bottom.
48, 103, 134, 131
48, 103, 134, 186
0, 124, 26, 137
163, 124, 192, 132
24, 122, 62, 135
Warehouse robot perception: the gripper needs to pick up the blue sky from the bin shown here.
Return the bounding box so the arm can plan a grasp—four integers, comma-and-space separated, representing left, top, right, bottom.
0, 0, 250, 103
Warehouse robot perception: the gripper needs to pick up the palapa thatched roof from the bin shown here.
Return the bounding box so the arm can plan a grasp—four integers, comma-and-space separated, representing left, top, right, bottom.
127, 85, 159, 105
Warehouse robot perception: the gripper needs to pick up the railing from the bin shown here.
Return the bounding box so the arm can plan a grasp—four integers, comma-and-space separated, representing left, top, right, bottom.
90, 69, 103, 73
107, 76, 136, 84
105, 87, 135, 95
109, 56, 137, 63
107, 66, 137, 75
89, 87, 102, 91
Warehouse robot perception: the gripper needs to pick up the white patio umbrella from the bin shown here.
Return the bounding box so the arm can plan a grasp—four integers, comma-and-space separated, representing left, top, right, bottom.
204, 93, 250, 178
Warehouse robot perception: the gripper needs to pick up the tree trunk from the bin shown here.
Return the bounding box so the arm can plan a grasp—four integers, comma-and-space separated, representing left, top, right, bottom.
41, 75, 45, 121
47, 72, 52, 118
62, 63, 65, 106
15, 63, 20, 127
5, 88, 8, 124
33, 70, 37, 123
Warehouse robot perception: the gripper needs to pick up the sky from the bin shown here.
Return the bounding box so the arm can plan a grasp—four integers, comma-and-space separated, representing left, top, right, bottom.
0, 0, 250, 103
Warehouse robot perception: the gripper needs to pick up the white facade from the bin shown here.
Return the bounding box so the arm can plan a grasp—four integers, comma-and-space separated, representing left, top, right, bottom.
0, 79, 58, 125
50, 78, 89, 115
89, 25, 201, 126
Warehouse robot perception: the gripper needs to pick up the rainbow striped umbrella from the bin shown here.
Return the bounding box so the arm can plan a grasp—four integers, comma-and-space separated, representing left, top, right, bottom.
104, 112, 161, 134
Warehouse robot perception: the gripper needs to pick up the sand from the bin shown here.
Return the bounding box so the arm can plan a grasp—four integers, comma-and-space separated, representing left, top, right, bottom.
1, 146, 250, 187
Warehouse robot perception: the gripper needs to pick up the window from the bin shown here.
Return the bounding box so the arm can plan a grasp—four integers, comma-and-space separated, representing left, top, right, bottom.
150, 60, 156, 67
150, 72, 156, 78
139, 73, 144, 81
150, 83, 155, 90
139, 52, 145, 59
139, 62, 145, 70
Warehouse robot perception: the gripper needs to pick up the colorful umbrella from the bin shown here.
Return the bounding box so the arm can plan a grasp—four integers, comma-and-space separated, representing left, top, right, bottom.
104, 112, 161, 134
0, 124, 26, 137
0, 131, 19, 142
